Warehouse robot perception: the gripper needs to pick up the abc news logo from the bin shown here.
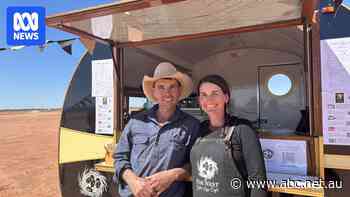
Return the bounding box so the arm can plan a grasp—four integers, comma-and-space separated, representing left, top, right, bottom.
13, 12, 39, 40
7, 7, 45, 46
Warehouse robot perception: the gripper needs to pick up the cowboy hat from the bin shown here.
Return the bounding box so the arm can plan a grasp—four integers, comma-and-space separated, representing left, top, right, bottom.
142, 62, 193, 103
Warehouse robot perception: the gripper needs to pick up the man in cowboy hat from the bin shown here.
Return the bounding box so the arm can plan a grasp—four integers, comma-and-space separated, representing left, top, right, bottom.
114, 62, 200, 197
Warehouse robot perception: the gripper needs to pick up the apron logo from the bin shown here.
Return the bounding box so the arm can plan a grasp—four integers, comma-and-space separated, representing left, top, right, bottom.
78, 168, 108, 197
197, 156, 219, 180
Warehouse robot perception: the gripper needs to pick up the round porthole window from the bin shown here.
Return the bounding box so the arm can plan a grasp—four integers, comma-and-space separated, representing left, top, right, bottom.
267, 74, 292, 96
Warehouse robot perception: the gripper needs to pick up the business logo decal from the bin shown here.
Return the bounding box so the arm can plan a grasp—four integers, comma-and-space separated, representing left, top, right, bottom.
78, 168, 108, 197
7, 6, 45, 46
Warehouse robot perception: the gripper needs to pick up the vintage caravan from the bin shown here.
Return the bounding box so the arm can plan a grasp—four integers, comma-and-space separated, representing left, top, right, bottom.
46, 0, 350, 196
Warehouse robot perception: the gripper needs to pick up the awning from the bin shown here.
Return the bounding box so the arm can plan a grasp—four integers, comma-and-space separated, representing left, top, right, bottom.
46, 0, 317, 46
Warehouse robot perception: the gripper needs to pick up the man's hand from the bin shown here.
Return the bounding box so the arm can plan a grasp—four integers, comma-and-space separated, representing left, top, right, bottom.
122, 169, 157, 197
146, 169, 179, 196
129, 177, 157, 197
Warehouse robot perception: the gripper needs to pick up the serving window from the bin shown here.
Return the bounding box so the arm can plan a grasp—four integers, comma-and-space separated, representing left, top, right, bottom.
122, 26, 310, 137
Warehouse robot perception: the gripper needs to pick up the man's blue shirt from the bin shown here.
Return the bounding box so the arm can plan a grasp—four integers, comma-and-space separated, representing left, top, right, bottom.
113, 105, 200, 197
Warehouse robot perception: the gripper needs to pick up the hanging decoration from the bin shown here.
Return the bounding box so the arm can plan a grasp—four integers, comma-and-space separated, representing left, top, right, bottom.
0, 38, 79, 55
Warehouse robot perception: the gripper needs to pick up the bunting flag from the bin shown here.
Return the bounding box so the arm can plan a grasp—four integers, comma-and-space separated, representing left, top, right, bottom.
38, 40, 50, 52
0, 37, 105, 55
0, 38, 79, 54
10, 45, 25, 51
57, 38, 76, 55
38, 44, 48, 52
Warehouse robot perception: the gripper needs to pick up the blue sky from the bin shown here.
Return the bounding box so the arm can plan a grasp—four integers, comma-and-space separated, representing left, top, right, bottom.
1, 0, 349, 109
0, 0, 114, 109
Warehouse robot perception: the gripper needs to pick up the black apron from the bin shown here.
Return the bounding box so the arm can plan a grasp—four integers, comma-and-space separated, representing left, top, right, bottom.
190, 128, 247, 197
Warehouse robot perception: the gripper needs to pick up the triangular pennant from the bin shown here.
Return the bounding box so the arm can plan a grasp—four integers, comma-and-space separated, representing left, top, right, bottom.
62, 45, 72, 55
58, 39, 74, 55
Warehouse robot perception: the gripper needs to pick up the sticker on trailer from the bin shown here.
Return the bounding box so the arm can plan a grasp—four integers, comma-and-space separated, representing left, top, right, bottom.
78, 168, 108, 197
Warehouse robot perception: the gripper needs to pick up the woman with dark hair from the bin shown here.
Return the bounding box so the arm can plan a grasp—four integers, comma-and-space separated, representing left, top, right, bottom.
190, 75, 267, 197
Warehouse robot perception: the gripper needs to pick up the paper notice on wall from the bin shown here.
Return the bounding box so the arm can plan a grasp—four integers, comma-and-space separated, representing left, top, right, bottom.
92, 59, 113, 97
321, 37, 350, 145
260, 139, 307, 176
95, 96, 113, 135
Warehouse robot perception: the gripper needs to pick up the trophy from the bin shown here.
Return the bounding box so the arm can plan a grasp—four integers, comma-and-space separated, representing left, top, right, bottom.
104, 143, 115, 165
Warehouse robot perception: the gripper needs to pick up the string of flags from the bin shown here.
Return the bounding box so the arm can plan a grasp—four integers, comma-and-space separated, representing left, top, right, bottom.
0, 38, 79, 55
322, 0, 344, 15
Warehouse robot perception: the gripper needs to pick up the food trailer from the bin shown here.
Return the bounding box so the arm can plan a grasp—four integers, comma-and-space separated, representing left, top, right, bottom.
46, 0, 350, 196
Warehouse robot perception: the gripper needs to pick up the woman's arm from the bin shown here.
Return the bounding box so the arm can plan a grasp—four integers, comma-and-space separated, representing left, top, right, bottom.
238, 124, 267, 197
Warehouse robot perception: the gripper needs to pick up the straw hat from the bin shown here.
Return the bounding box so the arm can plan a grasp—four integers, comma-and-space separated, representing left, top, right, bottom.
142, 62, 193, 103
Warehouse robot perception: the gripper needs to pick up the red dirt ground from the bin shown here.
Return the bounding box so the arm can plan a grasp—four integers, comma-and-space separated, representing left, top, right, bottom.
0, 111, 61, 197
